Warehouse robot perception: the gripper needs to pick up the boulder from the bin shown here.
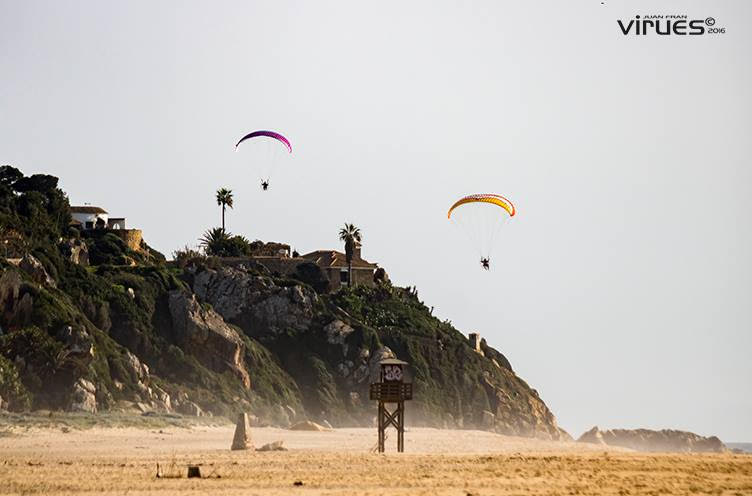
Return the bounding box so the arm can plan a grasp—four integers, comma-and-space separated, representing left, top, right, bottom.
290, 420, 329, 431
60, 238, 89, 266
324, 319, 354, 349
176, 400, 203, 417
69, 378, 97, 413
257, 440, 286, 452
19, 254, 56, 287
150, 384, 172, 411
168, 290, 250, 389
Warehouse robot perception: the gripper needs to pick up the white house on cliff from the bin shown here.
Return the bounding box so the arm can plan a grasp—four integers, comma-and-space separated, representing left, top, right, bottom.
70, 206, 126, 230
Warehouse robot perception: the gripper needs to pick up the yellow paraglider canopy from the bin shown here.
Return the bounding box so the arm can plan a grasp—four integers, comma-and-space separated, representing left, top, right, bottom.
447, 194, 516, 219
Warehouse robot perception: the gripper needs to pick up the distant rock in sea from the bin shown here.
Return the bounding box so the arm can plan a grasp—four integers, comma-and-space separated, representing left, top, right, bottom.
577, 426, 727, 453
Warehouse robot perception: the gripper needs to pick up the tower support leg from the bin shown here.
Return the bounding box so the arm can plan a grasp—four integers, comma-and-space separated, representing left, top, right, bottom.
378, 401, 385, 453
397, 401, 404, 453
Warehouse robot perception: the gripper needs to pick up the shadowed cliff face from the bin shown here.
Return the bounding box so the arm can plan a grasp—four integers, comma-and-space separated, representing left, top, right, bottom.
1, 258, 568, 438
186, 264, 569, 439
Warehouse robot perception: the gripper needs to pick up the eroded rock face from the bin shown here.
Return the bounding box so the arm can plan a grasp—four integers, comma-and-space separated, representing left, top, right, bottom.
60, 238, 89, 266
481, 410, 496, 430
325, 319, 353, 356
150, 384, 172, 411
0, 270, 33, 329
193, 267, 317, 338
368, 346, 396, 382
116, 349, 169, 411
168, 290, 250, 389
69, 378, 97, 413
56, 325, 94, 367
124, 350, 150, 384
480, 371, 570, 441
578, 426, 727, 453
19, 254, 56, 287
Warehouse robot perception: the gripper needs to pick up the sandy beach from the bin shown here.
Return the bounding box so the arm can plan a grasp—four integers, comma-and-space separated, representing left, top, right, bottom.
1, 425, 750, 495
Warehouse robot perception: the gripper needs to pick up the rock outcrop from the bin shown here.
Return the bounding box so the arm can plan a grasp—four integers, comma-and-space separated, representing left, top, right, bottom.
479, 370, 570, 441
19, 254, 56, 287
193, 266, 316, 339
60, 238, 89, 266
56, 325, 94, 366
168, 290, 250, 389
577, 426, 727, 453
69, 378, 97, 413
0, 270, 33, 329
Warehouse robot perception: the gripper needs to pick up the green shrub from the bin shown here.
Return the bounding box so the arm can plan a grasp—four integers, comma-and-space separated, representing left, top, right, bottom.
199, 228, 255, 257
0, 354, 32, 410
291, 262, 329, 294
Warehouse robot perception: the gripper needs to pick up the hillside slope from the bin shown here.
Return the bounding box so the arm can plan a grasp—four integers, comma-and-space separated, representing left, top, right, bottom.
0, 166, 567, 439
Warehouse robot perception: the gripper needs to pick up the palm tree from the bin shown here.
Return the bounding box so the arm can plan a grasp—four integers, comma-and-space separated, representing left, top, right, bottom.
200, 227, 230, 256
216, 188, 234, 231
338, 223, 362, 288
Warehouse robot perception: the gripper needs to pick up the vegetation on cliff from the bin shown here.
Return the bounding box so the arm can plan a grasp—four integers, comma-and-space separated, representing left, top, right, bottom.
0, 166, 566, 438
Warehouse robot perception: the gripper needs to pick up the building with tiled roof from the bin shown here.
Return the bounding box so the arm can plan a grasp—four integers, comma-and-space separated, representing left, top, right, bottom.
70, 206, 108, 215
301, 243, 380, 291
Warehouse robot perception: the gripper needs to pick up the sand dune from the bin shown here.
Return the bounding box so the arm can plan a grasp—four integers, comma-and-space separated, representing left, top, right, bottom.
0, 426, 750, 495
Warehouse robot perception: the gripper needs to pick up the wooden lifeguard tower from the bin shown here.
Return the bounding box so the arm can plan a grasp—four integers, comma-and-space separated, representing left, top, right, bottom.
369, 358, 412, 453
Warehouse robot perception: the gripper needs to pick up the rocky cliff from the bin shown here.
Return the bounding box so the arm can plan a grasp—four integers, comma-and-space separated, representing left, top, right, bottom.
0, 166, 567, 439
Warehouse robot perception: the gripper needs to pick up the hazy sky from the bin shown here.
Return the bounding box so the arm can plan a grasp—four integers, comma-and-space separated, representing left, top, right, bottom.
1, 1, 750, 440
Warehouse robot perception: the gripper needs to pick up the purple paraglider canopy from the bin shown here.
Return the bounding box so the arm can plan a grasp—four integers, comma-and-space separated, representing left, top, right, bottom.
235, 130, 292, 153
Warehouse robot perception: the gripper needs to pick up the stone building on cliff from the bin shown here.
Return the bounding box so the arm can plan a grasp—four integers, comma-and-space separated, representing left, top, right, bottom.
235, 240, 383, 293
300, 243, 380, 292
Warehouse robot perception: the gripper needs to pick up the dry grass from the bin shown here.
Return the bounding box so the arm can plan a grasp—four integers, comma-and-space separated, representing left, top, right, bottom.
0, 411, 229, 431
0, 424, 750, 495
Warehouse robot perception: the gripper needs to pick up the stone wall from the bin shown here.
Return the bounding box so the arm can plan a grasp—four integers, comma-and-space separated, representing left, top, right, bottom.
323, 267, 375, 292
216, 256, 377, 293
217, 256, 302, 277
111, 229, 143, 252
250, 256, 301, 276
